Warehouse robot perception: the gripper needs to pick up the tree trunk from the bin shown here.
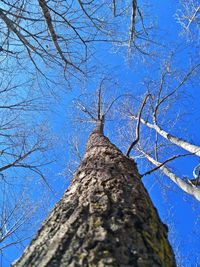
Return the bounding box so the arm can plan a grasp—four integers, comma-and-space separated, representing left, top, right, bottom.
13, 131, 176, 267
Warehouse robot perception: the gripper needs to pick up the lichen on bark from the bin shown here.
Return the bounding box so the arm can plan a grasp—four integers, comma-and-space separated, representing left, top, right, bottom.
13, 131, 176, 267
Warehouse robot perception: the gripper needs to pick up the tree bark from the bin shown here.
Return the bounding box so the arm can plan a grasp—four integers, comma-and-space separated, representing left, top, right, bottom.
140, 150, 200, 202
137, 117, 200, 157
13, 131, 176, 267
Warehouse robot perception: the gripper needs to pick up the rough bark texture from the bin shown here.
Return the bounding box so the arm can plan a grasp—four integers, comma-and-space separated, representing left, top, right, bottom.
13, 132, 176, 267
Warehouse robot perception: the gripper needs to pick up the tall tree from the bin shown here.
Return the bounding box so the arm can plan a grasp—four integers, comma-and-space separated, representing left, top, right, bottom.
0, 65, 53, 253
126, 59, 200, 201
0, 1, 199, 266
0, 0, 149, 258
13, 104, 176, 267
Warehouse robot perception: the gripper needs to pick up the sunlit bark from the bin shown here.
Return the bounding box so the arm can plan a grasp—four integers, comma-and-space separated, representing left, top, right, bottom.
13, 128, 176, 267
140, 150, 200, 202
134, 117, 200, 157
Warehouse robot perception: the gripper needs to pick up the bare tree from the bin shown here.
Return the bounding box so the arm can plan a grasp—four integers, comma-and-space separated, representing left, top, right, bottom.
0, 1, 151, 260
13, 83, 176, 267
70, 68, 200, 203
0, 68, 51, 181
125, 57, 200, 201
8, 53, 199, 264
0, 184, 36, 252
0, 1, 198, 265
0, 64, 56, 261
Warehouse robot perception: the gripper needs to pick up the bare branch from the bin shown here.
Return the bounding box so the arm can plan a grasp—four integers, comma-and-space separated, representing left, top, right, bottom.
38, 0, 81, 72
129, 0, 137, 48
175, 0, 200, 41
153, 63, 200, 122
126, 94, 151, 157
76, 101, 96, 121
139, 149, 200, 201
113, 0, 117, 16
104, 94, 132, 117
141, 152, 192, 177
130, 115, 200, 157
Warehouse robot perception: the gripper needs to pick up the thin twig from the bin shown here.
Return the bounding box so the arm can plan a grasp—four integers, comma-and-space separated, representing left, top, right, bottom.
141, 153, 192, 177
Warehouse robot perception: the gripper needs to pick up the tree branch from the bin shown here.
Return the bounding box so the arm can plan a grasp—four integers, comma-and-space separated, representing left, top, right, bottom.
38, 0, 82, 72
129, 0, 137, 48
139, 149, 200, 201
126, 94, 151, 157
130, 115, 200, 157
141, 152, 192, 177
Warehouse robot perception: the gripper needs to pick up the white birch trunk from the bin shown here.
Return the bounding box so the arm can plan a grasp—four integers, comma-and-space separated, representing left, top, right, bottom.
139, 118, 200, 157
140, 151, 200, 201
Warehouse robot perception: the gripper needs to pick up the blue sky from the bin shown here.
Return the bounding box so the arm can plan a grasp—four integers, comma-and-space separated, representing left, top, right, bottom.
1, 1, 200, 266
